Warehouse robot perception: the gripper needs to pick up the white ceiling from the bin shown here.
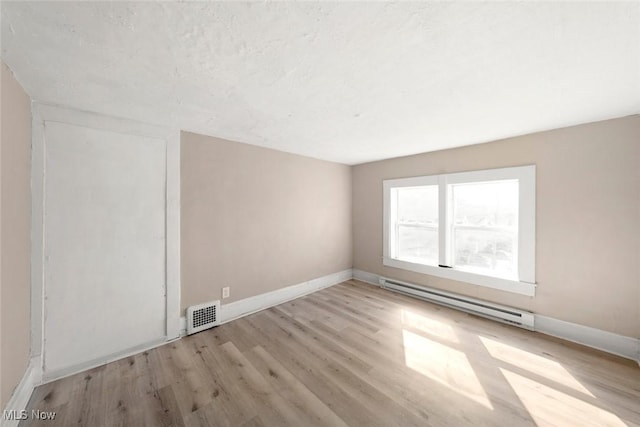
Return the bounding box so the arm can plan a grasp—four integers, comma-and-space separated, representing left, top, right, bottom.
2, 2, 639, 165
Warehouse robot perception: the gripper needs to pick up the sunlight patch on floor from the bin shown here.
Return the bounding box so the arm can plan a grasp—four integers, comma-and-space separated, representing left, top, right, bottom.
402, 329, 492, 409
501, 369, 628, 427
480, 336, 594, 397
401, 309, 459, 343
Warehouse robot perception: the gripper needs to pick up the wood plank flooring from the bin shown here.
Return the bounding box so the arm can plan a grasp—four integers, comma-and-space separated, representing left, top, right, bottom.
22, 280, 640, 426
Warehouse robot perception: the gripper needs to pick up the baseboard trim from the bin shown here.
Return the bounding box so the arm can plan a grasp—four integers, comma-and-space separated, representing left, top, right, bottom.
535, 315, 640, 362
41, 337, 177, 384
352, 269, 382, 286
221, 269, 353, 324
1, 356, 42, 427
351, 269, 640, 364
180, 269, 353, 335
179, 316, 188, 337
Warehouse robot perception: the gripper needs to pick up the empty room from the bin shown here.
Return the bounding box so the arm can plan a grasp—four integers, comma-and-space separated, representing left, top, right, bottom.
1, 1, 639, 426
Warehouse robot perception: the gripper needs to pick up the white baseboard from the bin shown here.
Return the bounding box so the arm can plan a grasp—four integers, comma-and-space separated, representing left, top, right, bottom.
351, 269, 640, 364
535, 315, 640, 362
180, 269, 353, 335
1, 356, 42, 427
41, 337, 176, 384
221, 269, 353, 324
352, 269, 382, 286
179, 316, 188, 337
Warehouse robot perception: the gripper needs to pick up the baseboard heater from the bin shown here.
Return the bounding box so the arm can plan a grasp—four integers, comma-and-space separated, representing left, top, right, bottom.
379, 277, 534, 330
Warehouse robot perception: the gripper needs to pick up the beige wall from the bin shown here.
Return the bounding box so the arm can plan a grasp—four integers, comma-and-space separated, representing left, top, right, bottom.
353, 116, 640, 338
181, 131, 352, 312
0, 61, 31, 407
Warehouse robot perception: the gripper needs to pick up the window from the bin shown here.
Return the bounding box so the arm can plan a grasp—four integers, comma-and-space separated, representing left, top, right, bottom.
383, 166, 536, 296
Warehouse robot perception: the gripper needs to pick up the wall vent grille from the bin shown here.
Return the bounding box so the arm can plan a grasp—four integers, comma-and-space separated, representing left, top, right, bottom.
187, 300, 221, 335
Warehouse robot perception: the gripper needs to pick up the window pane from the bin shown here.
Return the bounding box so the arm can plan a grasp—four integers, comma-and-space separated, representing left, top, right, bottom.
452, 180, 519, 278
397, 186, 438, 226
453, 181, 518, 228
398, 226, 438, 265
394, 185, 438, 265
454, 229, 516, 278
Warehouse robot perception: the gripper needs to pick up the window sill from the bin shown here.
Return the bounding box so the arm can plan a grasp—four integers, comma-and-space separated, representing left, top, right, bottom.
383, 257, 536, 297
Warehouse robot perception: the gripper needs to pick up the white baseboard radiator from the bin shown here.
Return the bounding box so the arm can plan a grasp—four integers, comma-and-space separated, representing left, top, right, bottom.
379, 277, 535, 330
187, 300, 221, 335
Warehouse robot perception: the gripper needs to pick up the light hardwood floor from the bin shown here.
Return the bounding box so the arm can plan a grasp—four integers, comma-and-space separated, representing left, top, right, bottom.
22, 280, 640, 426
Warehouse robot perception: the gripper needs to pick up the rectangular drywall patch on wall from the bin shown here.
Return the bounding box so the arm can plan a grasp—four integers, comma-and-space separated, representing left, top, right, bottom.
42, 121, 167, 374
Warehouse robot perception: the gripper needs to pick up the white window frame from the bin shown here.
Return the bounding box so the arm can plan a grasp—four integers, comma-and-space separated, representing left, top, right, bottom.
383, 165, 536, 296
386, 175, 439, 264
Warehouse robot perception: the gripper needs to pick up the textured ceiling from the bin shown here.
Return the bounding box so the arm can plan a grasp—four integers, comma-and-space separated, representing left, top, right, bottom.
2, 2, 639, 164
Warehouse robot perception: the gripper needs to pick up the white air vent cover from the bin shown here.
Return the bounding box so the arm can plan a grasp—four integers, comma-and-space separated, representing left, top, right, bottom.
187, 300, 221, 335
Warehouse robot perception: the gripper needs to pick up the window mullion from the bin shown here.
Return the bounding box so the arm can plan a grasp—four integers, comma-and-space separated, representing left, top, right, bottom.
438, 176, 450, 267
